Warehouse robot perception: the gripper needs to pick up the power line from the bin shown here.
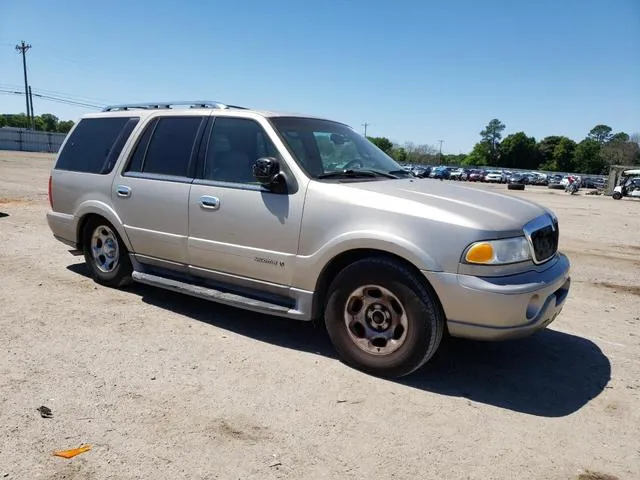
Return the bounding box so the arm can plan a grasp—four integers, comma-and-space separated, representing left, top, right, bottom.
0, 89, 103, 109
0, 83, 116, 106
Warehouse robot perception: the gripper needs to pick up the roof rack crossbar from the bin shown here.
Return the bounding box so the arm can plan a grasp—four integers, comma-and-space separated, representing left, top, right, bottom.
101, 100, 245, 112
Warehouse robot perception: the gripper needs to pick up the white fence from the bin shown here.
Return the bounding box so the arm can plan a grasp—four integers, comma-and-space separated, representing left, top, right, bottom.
0, 127, 67, 153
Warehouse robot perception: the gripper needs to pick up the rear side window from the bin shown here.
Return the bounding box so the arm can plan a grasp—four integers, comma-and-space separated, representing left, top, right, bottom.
126, 118, 157, 173
125, 116, 203, 178
55, 117, 139, 174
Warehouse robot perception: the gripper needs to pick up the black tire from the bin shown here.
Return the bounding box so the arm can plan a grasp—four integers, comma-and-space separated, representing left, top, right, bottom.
612, 191, 622, 200
324, 257, 445, 378
82, 217, 133, 288
507, 183, 525, 190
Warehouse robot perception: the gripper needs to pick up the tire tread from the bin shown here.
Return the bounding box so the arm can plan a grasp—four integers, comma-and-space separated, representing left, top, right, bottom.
325, 256, 445, 377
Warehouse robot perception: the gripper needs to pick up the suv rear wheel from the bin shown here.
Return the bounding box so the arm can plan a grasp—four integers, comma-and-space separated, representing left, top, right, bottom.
324, 257, 444, 378
82, 217, 133, 288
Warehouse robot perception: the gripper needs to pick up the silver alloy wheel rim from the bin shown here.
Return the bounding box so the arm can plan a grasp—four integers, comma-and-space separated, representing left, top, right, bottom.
90, 225, 120, 273
343, 285, 409, 356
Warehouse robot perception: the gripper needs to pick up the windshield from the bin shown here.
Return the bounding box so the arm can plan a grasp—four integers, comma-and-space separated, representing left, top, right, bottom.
269, 116, 410, 180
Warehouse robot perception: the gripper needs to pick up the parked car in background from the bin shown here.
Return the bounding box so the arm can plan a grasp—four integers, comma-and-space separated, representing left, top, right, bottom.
411, 166, 430, 178
449, 168, 470, 181
509, 173, 528, 185
430, 166, 451, 179
532, 173, 549, 186
468, 169, 486, 182
484, 170, 506, 183
522, 173, 538, 185
581, 176, 606, 189
547, 174, 564, 189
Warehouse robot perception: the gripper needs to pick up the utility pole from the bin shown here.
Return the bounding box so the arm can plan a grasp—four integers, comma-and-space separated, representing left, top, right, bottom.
362, 122, 370, 137
15, 40, 32, 129
438, 139, 444, 163
28, 86, 35, 129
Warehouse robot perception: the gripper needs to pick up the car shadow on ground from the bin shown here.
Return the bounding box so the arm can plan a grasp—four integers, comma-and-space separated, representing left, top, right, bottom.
0, 212, 9, 218
67, 263, 611, 418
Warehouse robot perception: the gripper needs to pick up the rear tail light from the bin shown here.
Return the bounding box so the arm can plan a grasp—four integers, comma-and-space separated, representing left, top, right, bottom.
48, 175, 52, 208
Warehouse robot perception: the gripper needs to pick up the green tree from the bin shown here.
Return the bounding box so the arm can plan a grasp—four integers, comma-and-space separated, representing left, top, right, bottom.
537, 136, 563, 168
463, 141, 492, 166
480, 118, 505, 165
0, 115, 6, 128
40, 113, 59, 132
552, 137, 577, 172
587, 124, 613, 144
3, 113, 30, 128
57, 120, 74, 133
390, 147, 407, 162
33, 116, 46, 131
367, 136, 393, 154
442, 154, 467, 166
538, 136, 576, 172
574, 139, 604, 174
500, 132, 540, 169
610, 132, 629, 143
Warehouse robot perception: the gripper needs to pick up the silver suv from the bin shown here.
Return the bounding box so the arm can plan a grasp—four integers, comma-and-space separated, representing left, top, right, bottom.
46, 100, 571, 378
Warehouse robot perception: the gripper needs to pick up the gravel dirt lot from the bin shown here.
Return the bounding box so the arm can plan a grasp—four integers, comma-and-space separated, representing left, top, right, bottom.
1, 151, 639, 480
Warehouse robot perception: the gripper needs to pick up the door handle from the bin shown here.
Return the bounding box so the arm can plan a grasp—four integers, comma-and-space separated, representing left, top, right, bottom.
199, 195, 220, 210
116, 185, 131, 198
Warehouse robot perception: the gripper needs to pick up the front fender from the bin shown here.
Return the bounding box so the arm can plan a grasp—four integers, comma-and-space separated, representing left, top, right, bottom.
75, 200, 133, 251
292, 230, 440, 291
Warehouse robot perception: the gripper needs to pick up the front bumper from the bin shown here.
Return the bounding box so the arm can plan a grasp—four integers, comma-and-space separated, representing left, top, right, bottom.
423, 253, 571, 341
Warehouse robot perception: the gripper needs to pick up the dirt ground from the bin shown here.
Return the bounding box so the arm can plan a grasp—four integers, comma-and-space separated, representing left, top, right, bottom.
1, 151, 639, 480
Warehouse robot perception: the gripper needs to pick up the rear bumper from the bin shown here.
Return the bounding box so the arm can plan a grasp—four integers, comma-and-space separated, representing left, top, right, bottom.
46, 210, 77, 248
423, 253, 571, 341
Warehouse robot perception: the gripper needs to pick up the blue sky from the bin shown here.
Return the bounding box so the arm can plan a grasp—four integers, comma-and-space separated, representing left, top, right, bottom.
1, 0, 638, 153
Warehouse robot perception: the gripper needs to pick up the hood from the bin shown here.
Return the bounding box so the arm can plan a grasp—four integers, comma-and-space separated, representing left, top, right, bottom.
345, 178, 548, 234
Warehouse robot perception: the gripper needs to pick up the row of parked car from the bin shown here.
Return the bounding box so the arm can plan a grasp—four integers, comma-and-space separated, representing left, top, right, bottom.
402, 165, 607, 189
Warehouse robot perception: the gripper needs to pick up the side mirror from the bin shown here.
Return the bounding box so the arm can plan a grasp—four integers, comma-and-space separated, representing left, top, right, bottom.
253, 157, 286, 192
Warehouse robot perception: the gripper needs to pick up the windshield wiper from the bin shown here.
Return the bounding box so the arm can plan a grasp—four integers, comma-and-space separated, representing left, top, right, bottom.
387, 169, 413, 177
316, 169, 398, 179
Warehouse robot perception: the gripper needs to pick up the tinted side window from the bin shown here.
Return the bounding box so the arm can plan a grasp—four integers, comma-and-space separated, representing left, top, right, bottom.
125, 118, 158, 173
141, 116, 203, 177
55, 117, 138, 174
101, 118, 140, 173
203, 117, 281, 183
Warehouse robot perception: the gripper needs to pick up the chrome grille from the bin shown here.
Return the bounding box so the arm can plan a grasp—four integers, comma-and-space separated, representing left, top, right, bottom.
524, 215, 559, 264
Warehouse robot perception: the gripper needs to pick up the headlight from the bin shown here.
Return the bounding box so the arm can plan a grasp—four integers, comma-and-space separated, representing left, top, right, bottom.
464, 236, 532, 265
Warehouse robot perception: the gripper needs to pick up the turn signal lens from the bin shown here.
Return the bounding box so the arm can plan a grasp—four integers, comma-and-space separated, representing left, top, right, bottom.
465, 242, 494, 263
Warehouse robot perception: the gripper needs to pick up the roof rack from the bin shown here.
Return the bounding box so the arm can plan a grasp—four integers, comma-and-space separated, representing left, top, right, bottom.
101, 100, 247, 112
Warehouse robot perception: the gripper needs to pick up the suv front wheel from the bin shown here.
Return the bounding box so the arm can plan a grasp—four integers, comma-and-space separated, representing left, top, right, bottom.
82, 217, 133, 288
324, 257, 444, 378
